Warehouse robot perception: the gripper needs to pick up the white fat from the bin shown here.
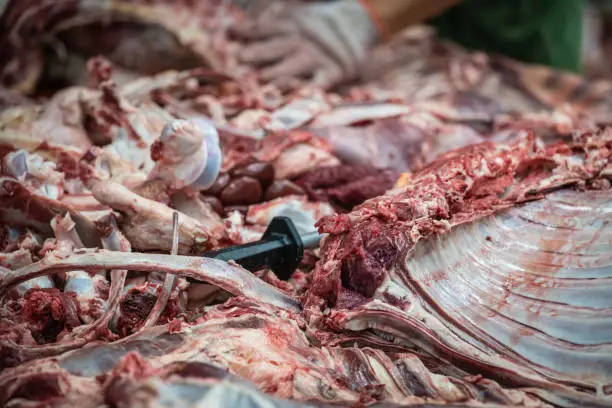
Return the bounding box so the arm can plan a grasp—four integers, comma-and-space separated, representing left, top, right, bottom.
376, 276, 412, 310
565, 154, 586, 168
64, 271, 97, 298
40, 183, 61, 200
224, 210, 263, 243
311, 103, 411, 128
273, 144, 340, 180
247, 196, 335, 234
229, 109, 268, 133
13, 277, 55, 297
266, 97, 329, 131
257, 205, 315, 234
109, 138, 153, 174
0, 249, 55, 295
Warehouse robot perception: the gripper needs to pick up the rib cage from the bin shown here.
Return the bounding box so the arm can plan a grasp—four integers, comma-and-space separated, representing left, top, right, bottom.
406, 189, 612, 388
0, 300, 549, 407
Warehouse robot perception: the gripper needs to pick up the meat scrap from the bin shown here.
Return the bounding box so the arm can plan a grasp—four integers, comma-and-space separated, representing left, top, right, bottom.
3, 119, 611, 406
0, 299, 549, 407
307, 128, 612, 405
296, 164, 400, 211
2, 9, 612, 407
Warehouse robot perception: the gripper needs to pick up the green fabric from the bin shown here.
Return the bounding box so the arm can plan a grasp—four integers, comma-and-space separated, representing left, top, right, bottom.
429, 0, 584, 73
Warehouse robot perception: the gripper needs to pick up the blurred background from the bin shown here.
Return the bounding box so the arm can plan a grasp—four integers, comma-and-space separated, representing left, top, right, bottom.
584, 0, 612, 78
2, 0, 612, 95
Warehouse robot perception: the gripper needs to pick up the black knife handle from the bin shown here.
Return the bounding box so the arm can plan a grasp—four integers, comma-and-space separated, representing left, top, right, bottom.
204, 216, 304, 280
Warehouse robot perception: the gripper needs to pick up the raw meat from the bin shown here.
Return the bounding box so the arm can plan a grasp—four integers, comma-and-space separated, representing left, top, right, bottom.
0, 299, 549, 407
307, 129, 612, 405
1, 2, 612, 407
0, 0, 249, 93
2, 121, 610, 406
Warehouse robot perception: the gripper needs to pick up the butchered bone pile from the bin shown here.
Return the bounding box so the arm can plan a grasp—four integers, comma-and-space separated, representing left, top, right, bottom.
0, 2, 611, 407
